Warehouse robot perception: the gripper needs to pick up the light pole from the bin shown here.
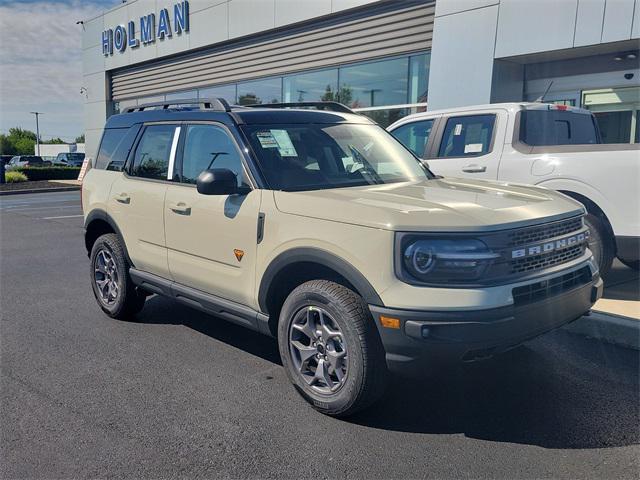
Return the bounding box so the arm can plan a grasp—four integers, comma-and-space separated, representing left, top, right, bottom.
30, 111, 43, 156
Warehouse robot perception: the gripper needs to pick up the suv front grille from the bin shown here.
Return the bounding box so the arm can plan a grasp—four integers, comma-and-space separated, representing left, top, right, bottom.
507, 217, 583, 247
511, 244, 585, 274
512, 266, 591, 306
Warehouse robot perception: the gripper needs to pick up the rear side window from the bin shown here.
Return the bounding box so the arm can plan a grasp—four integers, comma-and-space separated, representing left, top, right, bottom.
437, 114, 495, 157
390, 119, 434, 157
519, 110, 600, 146
130, 125, 176, 180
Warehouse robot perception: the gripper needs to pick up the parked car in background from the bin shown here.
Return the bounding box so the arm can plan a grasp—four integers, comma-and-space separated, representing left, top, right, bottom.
54, 152, 85, 167
6, 155, 50, 169
388, 102, 640, 275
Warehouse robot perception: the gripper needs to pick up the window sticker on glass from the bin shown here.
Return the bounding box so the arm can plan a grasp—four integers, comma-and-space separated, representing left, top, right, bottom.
454, 124, 463, 136
257, 131, 279, 149
271, 129, 298, 157
464, 143, 484, 154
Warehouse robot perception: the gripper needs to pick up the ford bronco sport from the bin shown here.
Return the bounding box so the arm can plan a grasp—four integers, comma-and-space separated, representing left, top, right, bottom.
83, 99, 603, 417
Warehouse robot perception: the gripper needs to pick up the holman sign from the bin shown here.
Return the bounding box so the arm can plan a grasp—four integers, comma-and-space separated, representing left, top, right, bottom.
102, 1, 190, 56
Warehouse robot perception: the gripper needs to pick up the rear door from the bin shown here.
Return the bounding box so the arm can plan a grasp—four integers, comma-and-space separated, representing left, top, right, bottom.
108, 123, 180, 278
426, 111, 506, 179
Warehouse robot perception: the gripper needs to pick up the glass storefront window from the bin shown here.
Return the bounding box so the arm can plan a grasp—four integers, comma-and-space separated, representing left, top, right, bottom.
358, 108, 409, 128
237, 77, 282, 105
283, 69, 338, 102
165, 90, 197, 100
339, 57, 409, 108
199, 84, 237, 104
409, 53, 430, 104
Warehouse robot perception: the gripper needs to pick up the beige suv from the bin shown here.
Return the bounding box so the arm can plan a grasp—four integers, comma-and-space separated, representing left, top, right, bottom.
83, 99, 603, 417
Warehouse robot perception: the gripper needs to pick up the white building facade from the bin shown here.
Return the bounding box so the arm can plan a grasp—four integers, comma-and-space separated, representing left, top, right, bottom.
82, 0, 640, 158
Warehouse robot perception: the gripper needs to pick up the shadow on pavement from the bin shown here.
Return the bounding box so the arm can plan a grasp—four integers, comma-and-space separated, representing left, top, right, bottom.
140, 296, 639, 450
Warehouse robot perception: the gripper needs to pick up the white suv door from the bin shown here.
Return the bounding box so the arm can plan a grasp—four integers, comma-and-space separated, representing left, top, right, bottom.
425, 112, 506, 179
164, 123, 261, 308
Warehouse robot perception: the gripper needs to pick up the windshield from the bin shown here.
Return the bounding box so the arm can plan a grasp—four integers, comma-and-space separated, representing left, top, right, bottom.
242, 123, 431, 191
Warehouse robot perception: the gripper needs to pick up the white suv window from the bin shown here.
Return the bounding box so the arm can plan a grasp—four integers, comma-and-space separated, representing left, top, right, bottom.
437, 114, 495, 158
390, 119, 434, 157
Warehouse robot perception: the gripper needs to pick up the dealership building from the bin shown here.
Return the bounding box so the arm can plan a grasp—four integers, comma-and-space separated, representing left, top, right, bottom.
81, 0, 640, 158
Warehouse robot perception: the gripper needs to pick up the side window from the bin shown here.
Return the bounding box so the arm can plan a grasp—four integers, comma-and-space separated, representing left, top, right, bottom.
390, 119, 434, 157
130, 125, 176, 180
95, 129, 127, 170
437, 114, 495, 157
180, 124, 246, 186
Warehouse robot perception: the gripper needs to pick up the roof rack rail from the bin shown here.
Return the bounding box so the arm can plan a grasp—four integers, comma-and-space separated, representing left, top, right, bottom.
125, 97, 232, 113
244, 101, 354, 114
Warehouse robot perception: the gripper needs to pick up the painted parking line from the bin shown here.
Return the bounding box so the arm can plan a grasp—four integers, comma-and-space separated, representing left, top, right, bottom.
41, 214, 84, 220
2, 205, 81, 212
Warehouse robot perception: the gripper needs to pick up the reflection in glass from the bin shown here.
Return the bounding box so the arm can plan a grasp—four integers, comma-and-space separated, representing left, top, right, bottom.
237, 77, 282, 105
359, 108, 409, 128
594, 111, 633, 143
165, 90, 197, 100
199, 84, 237, 104
283, 69, 338, 102
409, 53, 430, 104
339, 57, 409, 108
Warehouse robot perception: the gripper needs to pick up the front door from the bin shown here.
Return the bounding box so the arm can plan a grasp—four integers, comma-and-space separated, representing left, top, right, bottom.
426, 111, 506, 180
164, 123, 261, 307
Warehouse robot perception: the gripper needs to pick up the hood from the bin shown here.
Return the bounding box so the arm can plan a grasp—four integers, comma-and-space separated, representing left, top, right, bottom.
273, 178, 584, 232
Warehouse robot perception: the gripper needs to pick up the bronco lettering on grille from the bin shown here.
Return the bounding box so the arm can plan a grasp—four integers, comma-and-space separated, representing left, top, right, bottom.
511, 231, 589, 259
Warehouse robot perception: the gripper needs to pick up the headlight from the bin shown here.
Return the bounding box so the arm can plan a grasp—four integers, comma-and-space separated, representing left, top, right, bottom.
400, 238, 500, 284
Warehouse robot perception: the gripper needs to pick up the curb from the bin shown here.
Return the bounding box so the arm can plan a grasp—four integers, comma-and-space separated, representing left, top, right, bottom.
0, 186, 81, 196
563, 311, 640, 350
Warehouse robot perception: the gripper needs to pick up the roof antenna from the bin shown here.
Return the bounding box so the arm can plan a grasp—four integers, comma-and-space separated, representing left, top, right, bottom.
535, 80, 554, 103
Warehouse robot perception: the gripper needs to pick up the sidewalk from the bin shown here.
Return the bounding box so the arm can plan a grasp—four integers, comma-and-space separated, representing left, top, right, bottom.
564, 259, 640, 349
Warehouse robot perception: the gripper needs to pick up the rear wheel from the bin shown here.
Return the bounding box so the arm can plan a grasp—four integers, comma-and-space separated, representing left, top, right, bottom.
584, 213, 615, 277
278, 280, 388, 417
90, 233, 145, 319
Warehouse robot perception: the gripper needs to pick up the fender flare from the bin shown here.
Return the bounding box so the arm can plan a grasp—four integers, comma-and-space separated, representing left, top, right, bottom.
84, 209, 133, 265
258, 247, 384, 312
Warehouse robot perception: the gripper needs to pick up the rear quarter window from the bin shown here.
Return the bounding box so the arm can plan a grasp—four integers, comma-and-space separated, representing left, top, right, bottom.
519, 110, 600, 146
94, 126, 141, 171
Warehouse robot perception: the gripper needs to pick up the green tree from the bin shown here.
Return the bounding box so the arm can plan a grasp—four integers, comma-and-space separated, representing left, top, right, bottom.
0, 128, 38, 155
43, 137, 66, 144
75, 134, 85, 143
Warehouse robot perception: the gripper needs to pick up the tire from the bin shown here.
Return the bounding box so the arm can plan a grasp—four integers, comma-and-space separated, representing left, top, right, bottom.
90, 233, 146, 320
277, 280, 388, 417
584, 213, 615, 277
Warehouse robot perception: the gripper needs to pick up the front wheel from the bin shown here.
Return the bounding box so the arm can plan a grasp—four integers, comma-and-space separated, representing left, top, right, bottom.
278, 280, 388, 417
90, 233, 146, 320
584, 213, 615, 277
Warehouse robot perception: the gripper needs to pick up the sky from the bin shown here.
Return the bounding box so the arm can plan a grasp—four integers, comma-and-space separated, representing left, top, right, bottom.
0, 0, 117, 143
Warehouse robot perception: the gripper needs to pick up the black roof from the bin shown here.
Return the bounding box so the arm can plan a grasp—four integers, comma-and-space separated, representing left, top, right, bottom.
105, 101, 375, 129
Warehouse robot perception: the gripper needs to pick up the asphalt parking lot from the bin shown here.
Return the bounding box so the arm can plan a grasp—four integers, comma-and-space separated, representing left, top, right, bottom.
1, 191, 639, 479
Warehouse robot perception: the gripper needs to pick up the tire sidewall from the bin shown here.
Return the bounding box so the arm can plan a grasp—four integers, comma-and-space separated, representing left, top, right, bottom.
90, 235, 128, 316
278, 287, 366, 414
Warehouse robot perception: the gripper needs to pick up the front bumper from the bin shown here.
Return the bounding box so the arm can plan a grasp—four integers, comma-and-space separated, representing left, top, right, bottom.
370, 269, 603, 375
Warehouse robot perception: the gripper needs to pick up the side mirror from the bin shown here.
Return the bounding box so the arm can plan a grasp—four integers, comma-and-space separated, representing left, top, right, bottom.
196, 168, 240, 195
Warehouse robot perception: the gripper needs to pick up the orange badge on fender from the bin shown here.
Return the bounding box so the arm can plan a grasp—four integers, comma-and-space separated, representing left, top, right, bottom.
234, 249, 245, 262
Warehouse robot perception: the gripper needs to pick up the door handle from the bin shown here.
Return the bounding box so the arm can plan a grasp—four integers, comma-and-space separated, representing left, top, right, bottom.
462, 164, 487, 173
114, 193, 130, 204
168, 202, 191, 215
